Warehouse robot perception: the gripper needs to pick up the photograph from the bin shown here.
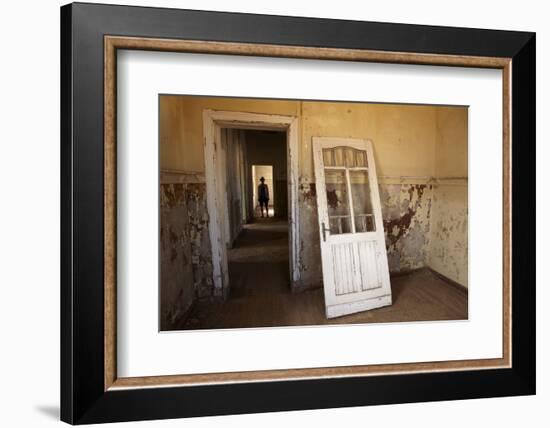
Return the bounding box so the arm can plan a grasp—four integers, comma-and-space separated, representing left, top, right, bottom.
159, 95, 469, 331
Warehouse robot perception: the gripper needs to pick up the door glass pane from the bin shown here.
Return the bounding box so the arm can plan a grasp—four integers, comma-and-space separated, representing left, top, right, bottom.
333, 147, 344, 167
322, 149, 334, 167
323, 146, 369, 168
324, 169, 351, 234
344, 148, 356, 167
354, 149, 368, 167
350, 170, 375, 232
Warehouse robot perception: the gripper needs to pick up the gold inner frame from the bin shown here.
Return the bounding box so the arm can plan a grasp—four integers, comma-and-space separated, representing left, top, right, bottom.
104, 35, 512, 391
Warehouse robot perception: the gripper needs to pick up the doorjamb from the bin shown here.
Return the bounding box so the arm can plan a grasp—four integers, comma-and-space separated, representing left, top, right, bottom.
203, 109, 300, 298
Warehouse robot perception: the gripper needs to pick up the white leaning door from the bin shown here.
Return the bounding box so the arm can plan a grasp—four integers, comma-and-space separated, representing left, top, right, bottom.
312, 137, 392, 318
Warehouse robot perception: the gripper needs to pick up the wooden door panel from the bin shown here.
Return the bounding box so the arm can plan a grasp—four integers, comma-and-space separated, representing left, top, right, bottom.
313, 137, 392, 318
330, 241, 384, 296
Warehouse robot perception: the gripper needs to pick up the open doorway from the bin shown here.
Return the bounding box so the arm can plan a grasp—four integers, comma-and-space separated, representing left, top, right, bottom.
226, 130, 290, 321
225, 128, 291, 307
251, 165, 274, 218
247, 128, 289, 221
202, 110, 300, 301
176, 121, 293, 329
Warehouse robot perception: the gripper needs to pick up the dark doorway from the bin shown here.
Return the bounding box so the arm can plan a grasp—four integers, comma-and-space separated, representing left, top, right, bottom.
245, 130, 288, 221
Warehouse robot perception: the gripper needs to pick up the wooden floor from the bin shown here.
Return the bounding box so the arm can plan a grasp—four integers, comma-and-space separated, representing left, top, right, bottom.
175, 218, 468, 331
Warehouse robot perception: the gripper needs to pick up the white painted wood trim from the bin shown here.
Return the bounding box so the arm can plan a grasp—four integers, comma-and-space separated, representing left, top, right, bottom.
364, 139, 386, 243
203, 110, 300, 295
344, 168, 356, 233
287, 117, 300, 283
203, 111, 225, 295
219, 128, 231, 249
326, 294, 392, 319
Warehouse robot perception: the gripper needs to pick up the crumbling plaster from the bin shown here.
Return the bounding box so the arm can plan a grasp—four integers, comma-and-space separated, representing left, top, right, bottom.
427, 183, 468, 286
159, 175, 214, 328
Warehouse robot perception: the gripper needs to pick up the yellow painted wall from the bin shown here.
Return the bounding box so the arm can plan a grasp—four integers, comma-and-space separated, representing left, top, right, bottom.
434, 107, 468, 177
299, 102, 437, 179
427, 107, 469, 287
159, 96, 192, 171
160, 96, 438, 178
160, 96, 298, 172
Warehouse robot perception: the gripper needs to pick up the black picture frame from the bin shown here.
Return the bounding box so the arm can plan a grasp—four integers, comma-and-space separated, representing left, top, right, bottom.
61, 2, 535, 424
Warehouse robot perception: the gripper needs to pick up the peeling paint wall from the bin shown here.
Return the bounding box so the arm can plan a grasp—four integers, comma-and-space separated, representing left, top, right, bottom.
297, 178, 323, 289
426, 107, 469, 287
160, 183, 193, 329
427, 183, 468, 286
380, 182, 433, 273
184, 182, 215, 298
294, 180, 435, 284
159, 174, 214, 329
160, 96, 468, 294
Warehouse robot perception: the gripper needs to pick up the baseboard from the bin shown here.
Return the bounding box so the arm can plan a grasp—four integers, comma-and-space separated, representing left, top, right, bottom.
389, 267, 424, 278
427, 268, 468, 294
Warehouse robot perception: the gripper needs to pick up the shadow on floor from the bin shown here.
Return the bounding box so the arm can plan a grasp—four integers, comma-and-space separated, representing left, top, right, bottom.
35, 405, 59, 420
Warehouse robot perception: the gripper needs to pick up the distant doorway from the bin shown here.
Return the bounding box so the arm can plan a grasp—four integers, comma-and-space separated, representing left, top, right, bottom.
252, 165, 275, 218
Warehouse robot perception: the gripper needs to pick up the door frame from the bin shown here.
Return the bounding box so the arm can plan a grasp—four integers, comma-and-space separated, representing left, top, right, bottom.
203, 109, 300, 298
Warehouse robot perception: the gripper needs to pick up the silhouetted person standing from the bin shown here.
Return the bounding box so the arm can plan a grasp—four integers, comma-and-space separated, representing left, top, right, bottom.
258, 177, 270, 218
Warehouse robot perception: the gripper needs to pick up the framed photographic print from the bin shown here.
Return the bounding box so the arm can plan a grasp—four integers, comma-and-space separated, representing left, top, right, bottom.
60, 2, 535, 424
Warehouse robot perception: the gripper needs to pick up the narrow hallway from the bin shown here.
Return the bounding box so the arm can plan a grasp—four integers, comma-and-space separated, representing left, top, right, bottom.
228, 218, 290, 302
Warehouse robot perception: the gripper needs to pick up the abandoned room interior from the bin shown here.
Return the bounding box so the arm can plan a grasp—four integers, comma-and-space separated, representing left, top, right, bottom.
159, 95, 468, 331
